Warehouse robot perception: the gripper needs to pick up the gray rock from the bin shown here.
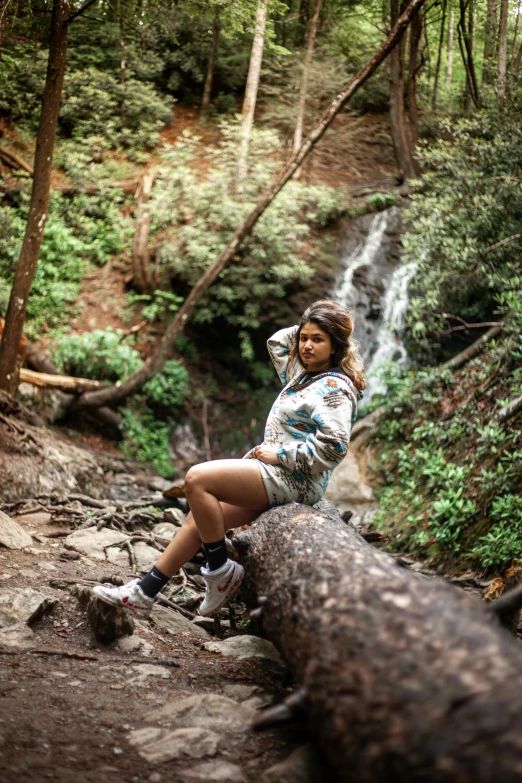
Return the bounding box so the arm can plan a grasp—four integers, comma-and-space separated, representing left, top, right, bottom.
151, 605, 209, 638
204, 635, 282, 665
133, 541, 159, 573
221, 683, 275, 709
132, 663, 171, 678
147, 477, 173, 492
65, 526, 129, 561
152, 522, 179, 545
0, 623, 35, 649
179, 761, 245, 783
145, 693, 255, 733
162, 508, 186, 527
0, 510, 33, 550
260, 745, 325, 783
128, 726, 219, 764
0, 587, 57, 628
116, 636, 154, 656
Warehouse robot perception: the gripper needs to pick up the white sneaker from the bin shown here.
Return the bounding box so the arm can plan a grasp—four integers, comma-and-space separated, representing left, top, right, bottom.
92, 578, 154, 620
199, 559, 245, 616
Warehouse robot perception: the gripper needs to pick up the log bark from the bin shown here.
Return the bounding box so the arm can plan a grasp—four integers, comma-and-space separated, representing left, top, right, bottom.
72, 0, 429, 412
0, 144, 34, 176
432, 0, 447, 108
446, 4, 454, 82
406, 8, 422, 148
441, 323, 502, 369
18, 367, 105, 393
389, 0, 417, 179
482, 0, 498, 83
293, 0, 322, 178
497, 0, 509, 97
235, 501, 522, 780
0, 0, 70, 395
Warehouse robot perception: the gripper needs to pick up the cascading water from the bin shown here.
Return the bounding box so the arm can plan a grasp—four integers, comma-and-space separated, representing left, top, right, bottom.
332, 207, 415, 405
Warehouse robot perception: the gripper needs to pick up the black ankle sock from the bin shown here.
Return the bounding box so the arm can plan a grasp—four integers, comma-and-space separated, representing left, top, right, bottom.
138, 565, 170, 599
203, 539, 228, 571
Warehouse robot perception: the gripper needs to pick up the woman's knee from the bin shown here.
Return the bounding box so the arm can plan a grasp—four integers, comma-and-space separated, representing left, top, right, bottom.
184, 464, 207, 497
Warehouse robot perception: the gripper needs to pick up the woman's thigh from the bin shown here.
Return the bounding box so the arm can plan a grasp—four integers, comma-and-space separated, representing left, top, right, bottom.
221, 502, 262, 531
186, 459, 269, 510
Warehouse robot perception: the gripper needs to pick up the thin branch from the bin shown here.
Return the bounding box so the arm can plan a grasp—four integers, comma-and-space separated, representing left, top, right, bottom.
483, 234, 522, 254
67, 0, 99, 24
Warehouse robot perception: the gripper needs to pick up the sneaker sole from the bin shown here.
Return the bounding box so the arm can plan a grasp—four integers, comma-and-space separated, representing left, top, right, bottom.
199, 569, 244, 617
92, 586, 151, 620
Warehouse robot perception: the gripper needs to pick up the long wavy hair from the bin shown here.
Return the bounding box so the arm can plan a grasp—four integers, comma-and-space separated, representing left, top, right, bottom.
290, 299, 366, 392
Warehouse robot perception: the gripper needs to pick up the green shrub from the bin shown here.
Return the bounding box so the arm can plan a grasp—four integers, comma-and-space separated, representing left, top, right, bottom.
52, 328, 142, 381
143, 360, 189, 410
120, 406, 177, 479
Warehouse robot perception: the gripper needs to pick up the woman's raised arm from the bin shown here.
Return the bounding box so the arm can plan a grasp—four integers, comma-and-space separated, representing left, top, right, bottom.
267, 325, 300, 386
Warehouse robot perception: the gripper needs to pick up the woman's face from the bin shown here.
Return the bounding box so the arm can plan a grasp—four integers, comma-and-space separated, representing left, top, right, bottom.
299, 321, 335, 372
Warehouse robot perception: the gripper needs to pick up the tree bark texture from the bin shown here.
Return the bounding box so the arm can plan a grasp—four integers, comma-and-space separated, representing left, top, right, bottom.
482, 0, 498, 82
407, 9, 422, 148
446, 4, 454, 82
441, 323, 502, 369
389, 0, 418, 179
0, 145, 34, 175
457, 0, 481, 108
132, 171, 155, 294
200, 9, 220, 120
0, 0, 69, 396
497, 0, 509, 97
510, 3, 521, 77
237, 0, 268, 188
236, 502, 522, 781
432, 0, 447, 108
72, 0, 429, 411
293, 0, 323, 176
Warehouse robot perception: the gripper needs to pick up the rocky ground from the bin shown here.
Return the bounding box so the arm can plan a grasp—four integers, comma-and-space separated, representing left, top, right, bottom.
0, 482, 321, 783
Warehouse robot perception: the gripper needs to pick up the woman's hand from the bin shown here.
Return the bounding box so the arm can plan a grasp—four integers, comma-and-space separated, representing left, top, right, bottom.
255, 445, 281, 465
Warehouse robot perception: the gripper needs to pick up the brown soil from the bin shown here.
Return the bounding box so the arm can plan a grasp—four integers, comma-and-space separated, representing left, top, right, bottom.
0, 518, 305, 782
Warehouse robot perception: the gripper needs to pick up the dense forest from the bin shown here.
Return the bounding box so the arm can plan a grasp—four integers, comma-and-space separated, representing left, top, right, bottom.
1, 0, 522, 779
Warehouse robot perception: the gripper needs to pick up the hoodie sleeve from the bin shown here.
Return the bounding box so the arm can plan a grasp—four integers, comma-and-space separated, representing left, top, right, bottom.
267, 325, 300, 386
276, 382, 353, 475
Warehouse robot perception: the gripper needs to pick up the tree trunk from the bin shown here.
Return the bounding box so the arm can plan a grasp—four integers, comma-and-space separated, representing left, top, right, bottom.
132, 171, 155, 294
464, 0, 474, 112
0, 0, 69, 396
515, 39, 522, 74
482, 0, 498, 83
497, 0, 509, 97
119, 0, 125, 115
0, 145, 34, 175
432, 0, 447, 108
390, 0, 417, 179
457, 0, 481, 108
235, 501, 522, 781
293, 0, 322, 179
442, 323, 502, 369
200, 8, 220, 120
18, 367, 104, 393
71, 0, 429, 411
407, 8, 422, 148
446, 4, 454, 82
237, 0, 268, 189
509, 2, 521, 78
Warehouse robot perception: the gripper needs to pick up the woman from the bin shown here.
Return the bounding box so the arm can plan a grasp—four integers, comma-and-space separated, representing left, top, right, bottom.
93, 299, 364, 618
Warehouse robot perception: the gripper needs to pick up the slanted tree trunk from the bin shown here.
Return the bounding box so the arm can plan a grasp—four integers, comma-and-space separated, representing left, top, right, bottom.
237, 0, 268, 189
132, 171, 155, 294
390, 0, 417, 178
407, 8, 422, 148
463, 0, 475, 112
293, 0, 322, 179
69, 0, 429, 411
0, 0, 70, 395
200, 8, 220, 120
482, 0, 498, 83
432, 0, 447, 107
446, 3, 454, 82
235, 501, 522, 780
457, 0, 481, 108
497, 0, 509, 97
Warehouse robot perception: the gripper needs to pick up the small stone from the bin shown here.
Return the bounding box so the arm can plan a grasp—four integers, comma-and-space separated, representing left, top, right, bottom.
128, 726, 219, 764
0, 587, 58, 629
162, 508, 186, 527
38, 562, 58, 572
116, 636, 154, 656
179, 761, 245, 783
260, 745, 325, 783
151, 606, 209, 638
113, 747, 123, 755
0, 510, 33, 550
152, 522, 179, 545
148, 774, 161, 783
133, 542, 159, 573
203, 635, 282, 665
143, 693, 255, 733
0, 623, 35, 649
132, 664, 171, 678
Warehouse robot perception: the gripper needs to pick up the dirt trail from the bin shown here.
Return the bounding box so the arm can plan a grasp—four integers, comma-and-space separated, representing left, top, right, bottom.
0, 511, 308, 783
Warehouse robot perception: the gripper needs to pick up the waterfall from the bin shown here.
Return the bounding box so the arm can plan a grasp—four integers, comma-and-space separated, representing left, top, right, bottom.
362, 260, 417, 402
333, 207, 415, 406
334, 210, 391, 311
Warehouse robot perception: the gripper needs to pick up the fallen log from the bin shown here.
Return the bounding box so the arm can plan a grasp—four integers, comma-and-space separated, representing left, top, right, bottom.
235, 502, 522, 781
19, 367, 105, 393
0, 144, 34, 176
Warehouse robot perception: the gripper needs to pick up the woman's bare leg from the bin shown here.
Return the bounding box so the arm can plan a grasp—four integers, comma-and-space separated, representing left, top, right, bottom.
183, 459, 269, 544
155, 499, 262, 578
